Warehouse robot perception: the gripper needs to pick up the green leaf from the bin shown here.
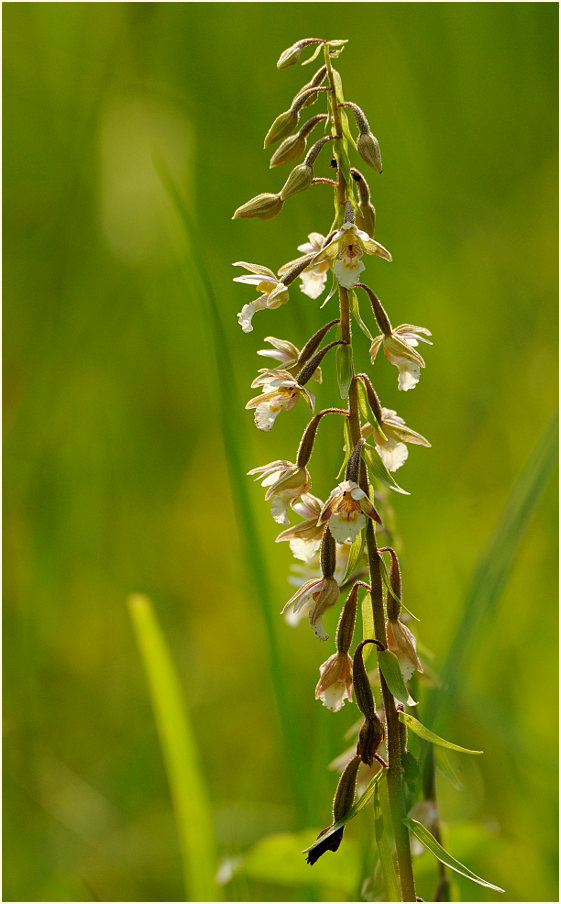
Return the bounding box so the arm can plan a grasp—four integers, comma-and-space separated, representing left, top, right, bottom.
398, 712, 482, 755
241, 831, 360, 892
303, 769, 384, 856
378, 650, 417, 706
127, 594, 219, 902
403, 818, 505, 893
435, 747, 463, 790
343, 529, 366, 583
363, 442, 409, 495
350, 290, 374, 341
320, 271, 339, 308
301, 43, 323, 67
360, 591, 374, 661
336, 343, 353, 399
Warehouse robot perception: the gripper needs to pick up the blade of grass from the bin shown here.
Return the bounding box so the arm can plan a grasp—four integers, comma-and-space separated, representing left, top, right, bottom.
127, 593, 219, 902
424, 412, 558, 729
156, 157, 310, 819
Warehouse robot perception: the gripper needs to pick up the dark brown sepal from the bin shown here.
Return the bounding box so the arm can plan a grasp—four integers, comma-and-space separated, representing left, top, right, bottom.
305, 826, 344, 865
352, 639, 379, 720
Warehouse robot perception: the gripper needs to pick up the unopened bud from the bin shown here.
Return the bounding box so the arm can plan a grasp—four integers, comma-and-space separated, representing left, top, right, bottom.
356, 284, 392, 336
358, 132, 383, 173
280, 162, 313, 199
296, 65, 328, 108
353, 639, 377, 720
279, 252, 316, 286
359, 374, 384, 426
382, 547, 402, 620
270, 134, 306, 168
357, 716, 384, 766
297, 318, 340, 366
296, 413, 322, 469
345, 438, 364, 484
277, 38, 323, 70
264, 109, 299, 148
320, 527, 336, 579
233, 193, 283, 220
332, 754, 360, 822
296, 340, 345, 386
336, 583, 359, 654
357, 202, 376, 237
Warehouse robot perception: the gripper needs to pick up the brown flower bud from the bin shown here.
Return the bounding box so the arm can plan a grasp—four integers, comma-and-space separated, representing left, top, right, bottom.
320, 526, 336, 579
383, 547, 402, 620
352, 639, 377, 720
232, 193, 283, 220
332, 754, 361, 822
280, 162, 313, 200
355, 284, 392, 336
269, 133, 307, 168
335, 583, 359, 655
357, 716, 385, 766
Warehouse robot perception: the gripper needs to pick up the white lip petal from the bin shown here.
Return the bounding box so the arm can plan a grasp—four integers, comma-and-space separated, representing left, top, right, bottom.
270, 495, 290, 525
333, 258, 365, 288
377, 439, 409, 472
328, 512, 366, 544
254, 403, 280, 431
397, 364, 421, 392
237, 302, 256, 332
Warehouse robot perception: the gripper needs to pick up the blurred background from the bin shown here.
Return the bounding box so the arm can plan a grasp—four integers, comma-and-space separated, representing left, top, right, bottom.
3, 3, 558, 902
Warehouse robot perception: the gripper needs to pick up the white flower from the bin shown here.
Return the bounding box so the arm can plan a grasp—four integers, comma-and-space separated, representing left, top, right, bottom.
315, 652, 353, 712
363, 409, 430, 472
275, 493, 325, 560
386, 618, 423, 682
256, 336, 322, 383
245, 374, 314, 432
277, 233, 331, 300
248, 460, 311, 525
310, 220, 392, 289
282, 576, 340, 640
233, 262, 289, 332
318, 480, 381, 544
370, 324, 432, 391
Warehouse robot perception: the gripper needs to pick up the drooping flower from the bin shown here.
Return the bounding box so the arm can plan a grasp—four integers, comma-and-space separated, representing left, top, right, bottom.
248, 460, 311, 525
245, 372, 314, 432
275, 493, 325, 561
318, 480, 381, 544
386, 618, 423, 682
370, 324, 432, 391
233, 262, 289, 333
281, 576, 340, 640
308, 209, 391, 289
256, 336, 322, 383
278, 233, 331, 299
362, 408, 430, 472
315, 652, 353, 712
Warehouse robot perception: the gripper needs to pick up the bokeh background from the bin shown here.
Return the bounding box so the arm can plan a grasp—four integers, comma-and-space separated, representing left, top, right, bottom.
3, 3, 558, 902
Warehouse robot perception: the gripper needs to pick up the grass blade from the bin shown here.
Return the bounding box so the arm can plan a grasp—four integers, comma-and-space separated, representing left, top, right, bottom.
127, 594, 219, 902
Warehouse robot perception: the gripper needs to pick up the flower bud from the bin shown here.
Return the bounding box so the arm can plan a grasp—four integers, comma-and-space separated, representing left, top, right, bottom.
352, 639, 377, 720
264, 109, 299, 148
270, 133, 306, 168
332, 754, 360, 822
382, 547, 402, 620
295, 65, 328, 108
357, 202, 377, 237
336, 583, 359, 654
357, 716, 384, 766
280, 163, 313, 199
320, 527, 336, 579
345, 438, 364, 484
232, 193, 283, 220
357, 132, 383, 173
276, 38, 323, 70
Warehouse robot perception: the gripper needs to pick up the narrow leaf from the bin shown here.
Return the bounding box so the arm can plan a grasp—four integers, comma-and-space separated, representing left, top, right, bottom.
343, 530, 366, 583
336, 343, 353, 399
403, 818, 505, 893
350, 290, 374, 341
127, 594, 219, 902
301, 43, 323, 66
435, 748, 464, 790
399, 712, 482, 755
378, 650, 417, 707
302, 769, 384, 855
363, 442, 409, 495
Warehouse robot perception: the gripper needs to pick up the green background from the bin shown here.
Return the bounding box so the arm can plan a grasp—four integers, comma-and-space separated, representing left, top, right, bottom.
3, 3, 558, 901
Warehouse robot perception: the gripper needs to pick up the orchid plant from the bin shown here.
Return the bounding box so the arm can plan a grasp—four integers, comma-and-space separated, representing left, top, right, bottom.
232, 37, 503, 903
